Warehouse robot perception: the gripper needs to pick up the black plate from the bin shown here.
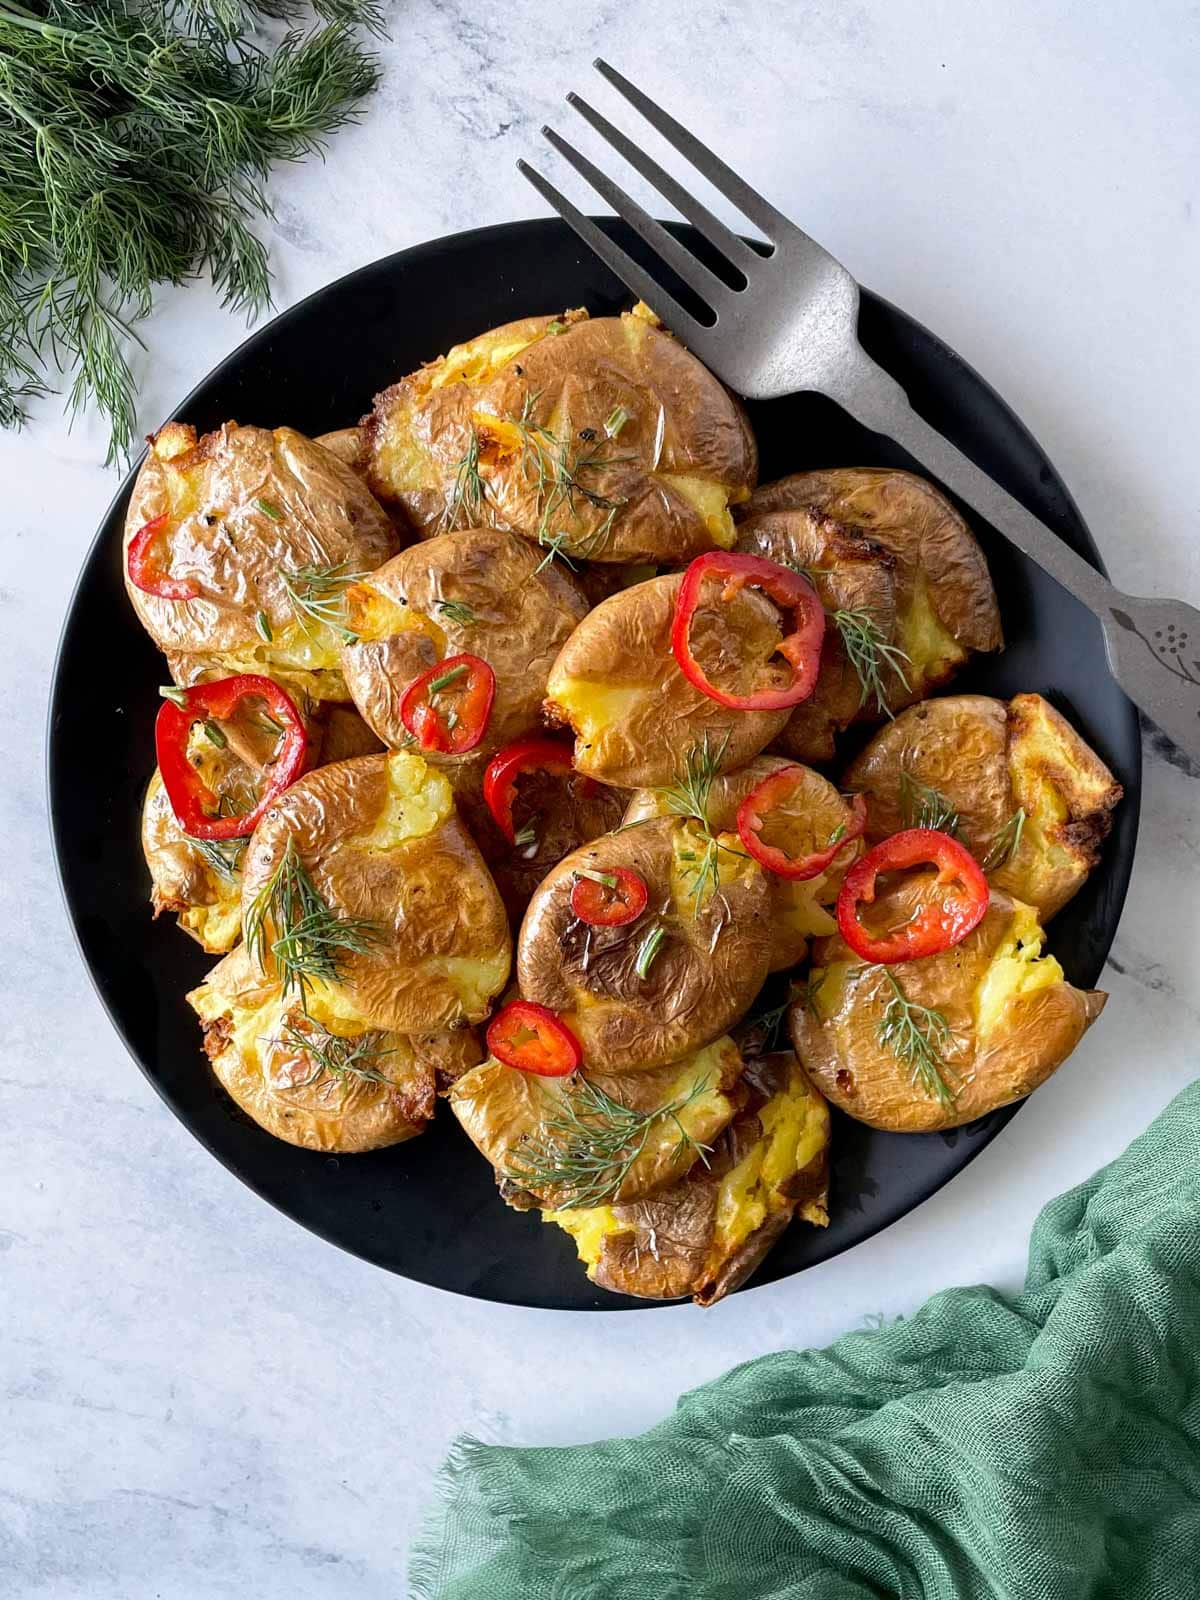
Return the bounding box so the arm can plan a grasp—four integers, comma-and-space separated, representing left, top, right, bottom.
49, 219, 1141, 1310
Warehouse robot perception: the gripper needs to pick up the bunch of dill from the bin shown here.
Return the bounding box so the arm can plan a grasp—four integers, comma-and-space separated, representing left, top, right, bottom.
0, 0, 384, 463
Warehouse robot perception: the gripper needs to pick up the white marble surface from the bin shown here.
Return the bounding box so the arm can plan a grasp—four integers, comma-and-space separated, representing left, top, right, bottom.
4, 1, 1199, 1592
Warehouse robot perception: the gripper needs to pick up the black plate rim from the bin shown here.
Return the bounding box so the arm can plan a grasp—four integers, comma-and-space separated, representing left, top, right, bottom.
47, 216, 1142, 1309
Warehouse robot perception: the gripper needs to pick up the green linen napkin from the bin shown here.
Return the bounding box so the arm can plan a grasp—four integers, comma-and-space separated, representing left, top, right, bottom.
412, 1079, 1200, 1598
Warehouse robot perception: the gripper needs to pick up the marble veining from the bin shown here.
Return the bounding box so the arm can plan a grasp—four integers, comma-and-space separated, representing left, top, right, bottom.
2, 1, 1198, 1592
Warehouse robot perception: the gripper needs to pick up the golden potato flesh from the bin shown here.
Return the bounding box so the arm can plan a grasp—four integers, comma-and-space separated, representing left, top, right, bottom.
189, 946, 439, 1153
125, 421, 398, 702
362, 308, 757, 564
545, 573, 791, 788
340, 528, 588, 757
446, 751, 628, 925
843, 692, 1123, 921
742, 469, 1002, 757
143, 767, 245, 953
546, 1052, 831, 1304
448, 1035, 748, 1211
789, 880, 1105, 1133
240, 750, 511, 1033
623, 756, 861, 973
517, 816, 772, 1074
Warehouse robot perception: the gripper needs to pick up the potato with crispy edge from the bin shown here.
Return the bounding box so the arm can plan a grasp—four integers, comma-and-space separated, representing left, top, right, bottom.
449, 1036, 748, 1211
623, 756, 862, 973
240, 750, 511, 1034
738, 469, 1002, 761
844, 692, 1122, 921
124, 421, 398, 703
517, 817, 772, 1074
789, 880, 1105, 1133
189, 945, 445, 1152
545, 573, 791, 788
362, 307, 757, 563
546, 1052, 830, 1305
446, 751, 628, 925
340, 528, 588, 758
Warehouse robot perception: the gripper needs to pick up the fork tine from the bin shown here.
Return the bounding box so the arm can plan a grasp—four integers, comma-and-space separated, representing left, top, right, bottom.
564, 92, 759, 277
540, 125, 734, 312
517, 160, 709, 342
593, 59, 790, 245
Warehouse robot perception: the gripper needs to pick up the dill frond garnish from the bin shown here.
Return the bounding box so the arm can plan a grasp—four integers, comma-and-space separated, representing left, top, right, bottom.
981, 807, 1027, 872
791, 970, 826, 1019
244, 837, 380, 1010
898, 769, 961, 836
277, 1017, 394, 1094
832, 609, 911, 716
874, 967, 958, 1110
443, 427, 488, 531
507, 394, 632, 564
505, 1073, 713, 1209
634, 922, 666, 979
0, 2, 383, 462
280, 560, 365, 642
191, 834, 247, 883
651, 730, 738, 916
436, 599, 478, 627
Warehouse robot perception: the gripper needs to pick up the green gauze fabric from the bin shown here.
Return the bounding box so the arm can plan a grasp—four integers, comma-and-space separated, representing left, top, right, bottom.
411, 1078, 1200, 1599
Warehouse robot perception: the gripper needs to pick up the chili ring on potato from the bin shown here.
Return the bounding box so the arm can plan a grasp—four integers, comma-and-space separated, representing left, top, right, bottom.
189, 945, 478, 1153
546, 1052, 830, 1305
362, 306, 757, 564
517, 817, 772, 1074
124, 422, 398, 704
545, 573, 796, 788
622, 756, 862, 973
789, 880, 1105, 1133
340, 528, 588, 759
736, 468, 1002, 761
449, 1036, 748, 1211
842, 692, 1123, 922
240, 750, 511, 1034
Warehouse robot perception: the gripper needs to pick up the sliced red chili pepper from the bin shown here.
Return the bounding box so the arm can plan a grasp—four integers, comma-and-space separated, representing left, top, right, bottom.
487, 1000, 582, 1076
483, 736, 576, 844
670, 552, 825, 711
127, 513, 199, 601
570, 865, 649, 927
737, 768, 867, 880
400, 653, 495, 755
155, 674, 308, 841
836, 827, 990, 965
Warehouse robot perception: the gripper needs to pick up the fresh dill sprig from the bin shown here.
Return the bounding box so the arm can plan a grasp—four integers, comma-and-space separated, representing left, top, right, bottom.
898, 769, 961, 836
442, 427, 488, 531
651, 730, 738, 915
634, 922, 666, 979
436, 598, 478, 627
507, 395, 632, 563
279, 560, 364, 642
0, 1, 383, 462
244, 836, 381, 1009
832, 609, 911, 716
505, 1073, 713, 1209
874, 967, 958, 1110
277, 1017, 394, 1094
791, 970, 826, 1019
191, 834, 247, 882
740, 996, 790, 1051
981, 807, 1027, 872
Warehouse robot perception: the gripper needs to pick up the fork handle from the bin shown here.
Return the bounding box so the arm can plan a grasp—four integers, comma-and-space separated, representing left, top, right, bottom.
834, 346, 1200, 763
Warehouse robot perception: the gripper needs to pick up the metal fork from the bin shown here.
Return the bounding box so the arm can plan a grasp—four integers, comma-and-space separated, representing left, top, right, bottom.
519, 59, 1200, 766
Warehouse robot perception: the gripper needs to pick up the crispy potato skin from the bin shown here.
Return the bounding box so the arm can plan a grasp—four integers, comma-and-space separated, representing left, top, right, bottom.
449, 1038, 747, 1210
517, 817, 772, 1073
189, 947, 437, 1152
314, 427, 368, 474
741, 470, 1001, 758
623, 756, 860, 973
843, 692, 1122, 921
446, 752, 628, 925
241, 753, 511, 1032
789, 881, 1106, 1132
583, 1053, 831, 1304
142, 770, 242, 952
124, 423, 398, 681
734, 506, 900, 763
363, 310, 756, 563
545, 573, 790, 788
340, 528, 588, 757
